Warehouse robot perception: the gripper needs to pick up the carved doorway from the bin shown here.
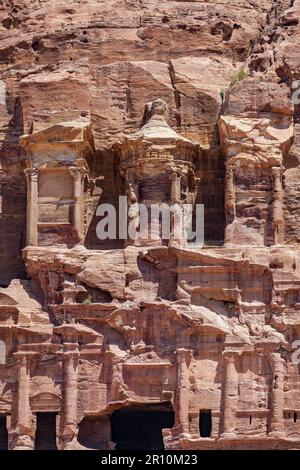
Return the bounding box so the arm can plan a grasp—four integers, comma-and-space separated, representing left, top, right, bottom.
35, 412, 57, 450
0, 415, 8, 450
111, 402, 174, 450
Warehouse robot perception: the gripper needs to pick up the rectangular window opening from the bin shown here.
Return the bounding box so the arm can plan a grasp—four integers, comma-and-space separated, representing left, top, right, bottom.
199, 409, 212, 438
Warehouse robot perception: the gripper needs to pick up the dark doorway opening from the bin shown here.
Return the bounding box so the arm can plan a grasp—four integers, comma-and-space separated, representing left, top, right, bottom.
0, 415, 8, 449
35, 412, 57, 450
199, 410, 212, 437
111, 402, 174, 450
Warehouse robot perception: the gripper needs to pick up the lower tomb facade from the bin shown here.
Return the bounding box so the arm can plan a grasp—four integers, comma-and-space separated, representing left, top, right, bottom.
1, 93, 300, 450
1, 241, 300, 450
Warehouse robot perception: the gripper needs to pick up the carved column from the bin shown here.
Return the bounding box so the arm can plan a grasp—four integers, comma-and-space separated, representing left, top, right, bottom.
171, 172, 181, 204
17, 355, 31, 432
62, 349, 79, 447
107, 351, 128, 402
126, 177, 140, 246
25, 168, 39, 246
225, 167, 235, 225
221, 353, 238, 438
224, 166, 236, 245
174, 348, 192, 435
272, 167, 284, 245
170, 170, 187, 247
13, 353, 33, 449
69, 167, 85, 243
268, 352, 285, 437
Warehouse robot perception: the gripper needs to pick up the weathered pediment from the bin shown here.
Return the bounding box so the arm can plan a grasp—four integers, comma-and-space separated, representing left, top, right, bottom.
30, 392, 61, 412
19, 118, 94, 169
0, 293, 18, 306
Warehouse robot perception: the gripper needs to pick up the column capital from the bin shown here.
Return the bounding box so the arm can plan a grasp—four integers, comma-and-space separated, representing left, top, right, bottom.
14, 351, 35, 362
272, 166, 283, 178
24, 167, 39, 181
63, 342, 79, 356
222, 351, 239, 363
269, 352, 286, 367
170, 170, 181, 179
175, 348, 192, 363
68, 166, 86, 180
226, 166, 235, 177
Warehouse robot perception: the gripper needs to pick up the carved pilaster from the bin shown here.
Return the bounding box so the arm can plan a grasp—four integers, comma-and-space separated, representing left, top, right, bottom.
174, 348, 192, 435
125, 178, 140, 246
268, 352, 285, 438
107, 350, 129, 402
24, 168, 39, 246
224, 166, 236, 245
272, 167, 284, 245
221, 352, 238, 438
62, 349, 79, 448
69, 167, 85, 243
225, 166, 235, 225
171, 172, 181, 204
13, 353, 34, 449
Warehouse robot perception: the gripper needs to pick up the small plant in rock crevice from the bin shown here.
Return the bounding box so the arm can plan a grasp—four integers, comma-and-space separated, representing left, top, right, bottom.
220, 67, 248, 103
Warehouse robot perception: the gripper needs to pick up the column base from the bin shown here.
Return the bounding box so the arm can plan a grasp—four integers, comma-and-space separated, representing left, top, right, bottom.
220, 432, 237, 439
13, 445, 33, 451
12, 434, 34, 450
62, 439, 79, 450
173, 423, 190, 435
61, 423, 78, 449
178, 432, 191, 439
268, 431, 285, 438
